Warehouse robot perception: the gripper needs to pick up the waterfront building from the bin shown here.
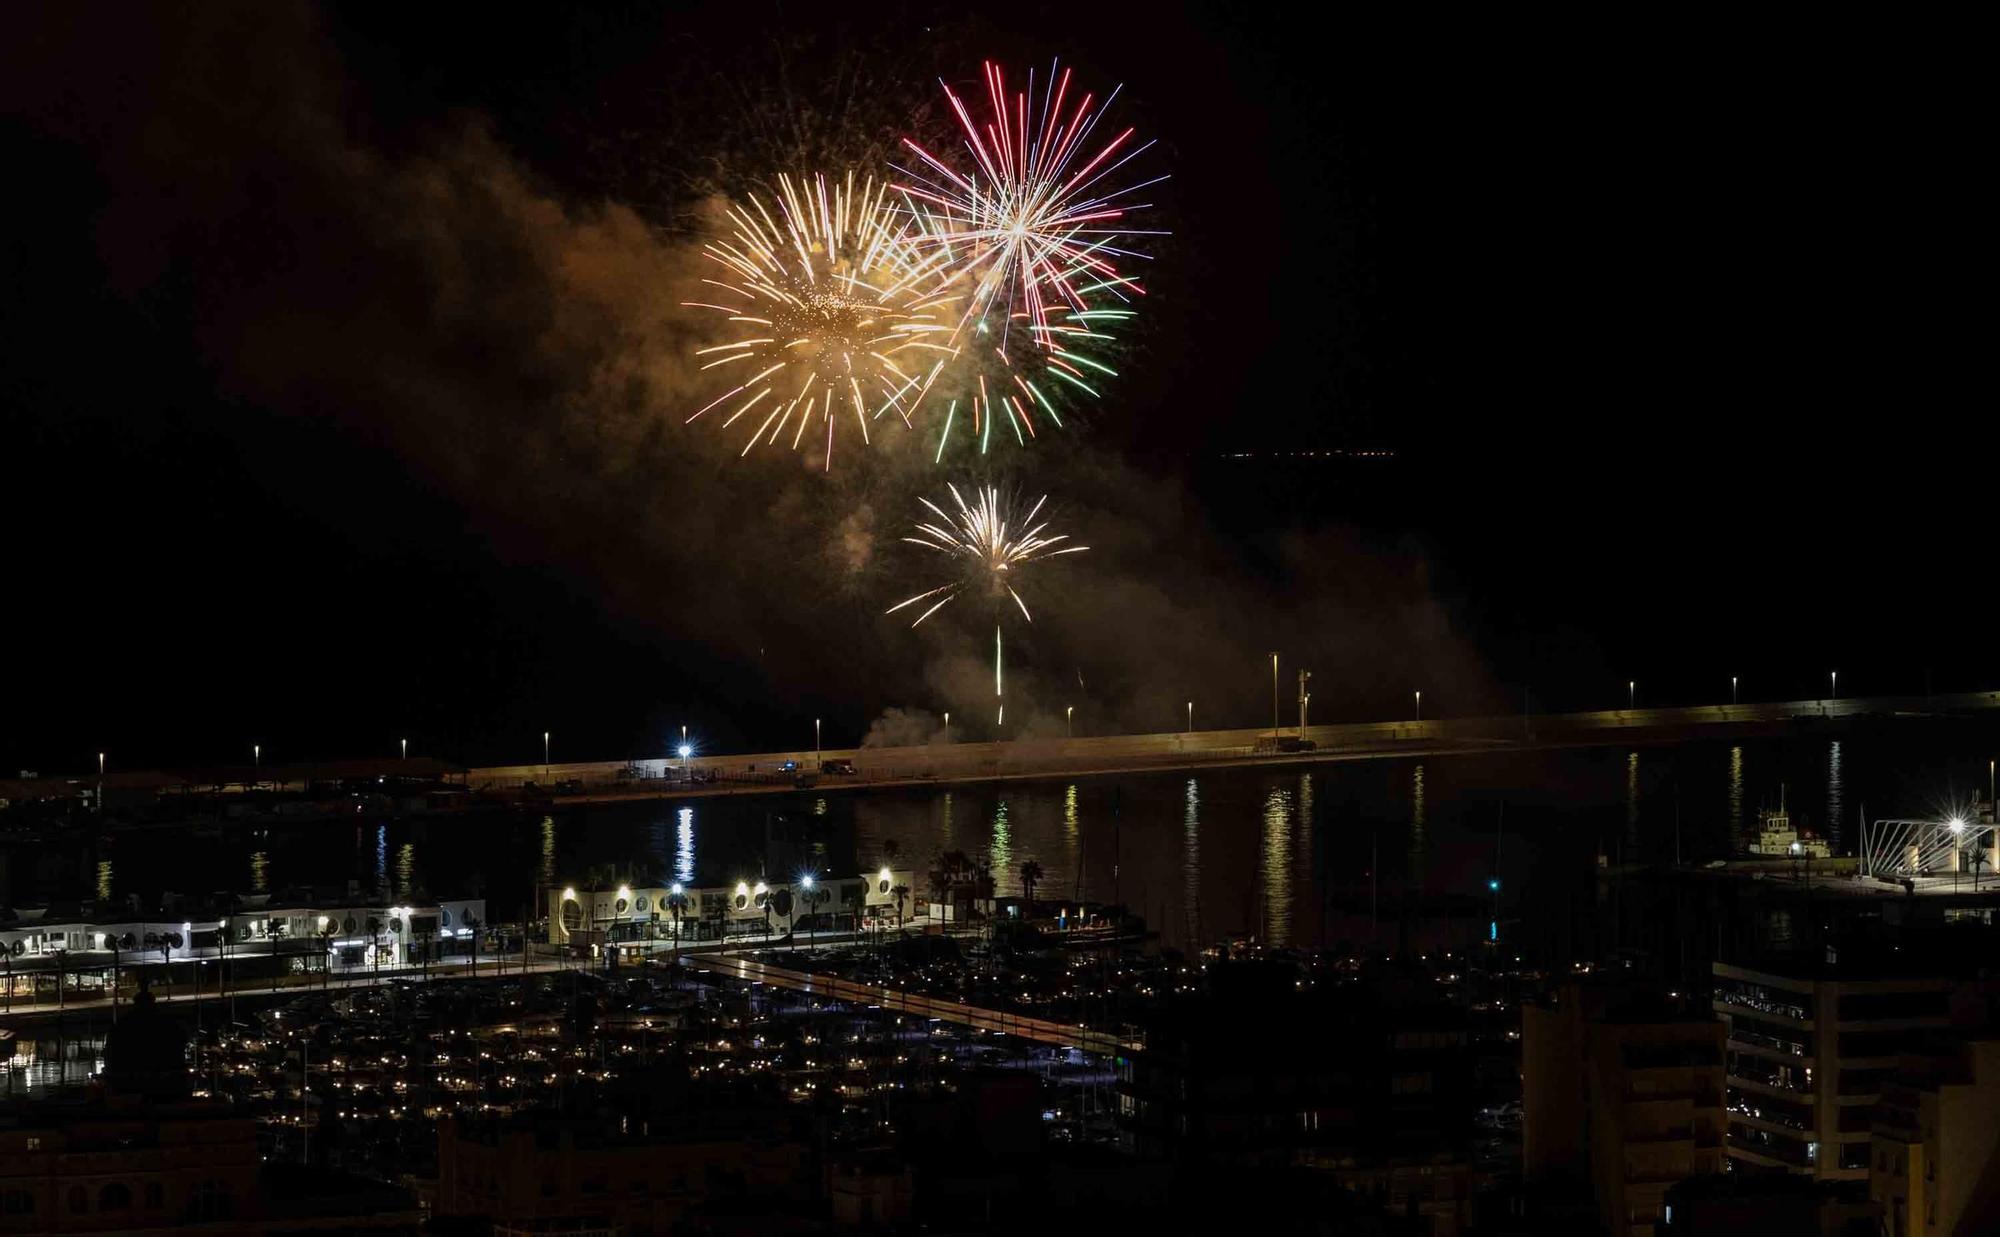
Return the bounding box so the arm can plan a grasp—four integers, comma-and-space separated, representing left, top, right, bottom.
545, 869, 917, 956
1713, 962, 1955, 1179
1869, 1038, 2000, 1234
1522, 981, 1725, 1235
0, 895, 486, 1007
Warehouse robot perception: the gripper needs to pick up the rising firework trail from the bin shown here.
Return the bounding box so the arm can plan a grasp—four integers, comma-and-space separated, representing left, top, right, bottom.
886, 484, 1087, 725
895, 61, 1163, 457
684, 171, 960, 470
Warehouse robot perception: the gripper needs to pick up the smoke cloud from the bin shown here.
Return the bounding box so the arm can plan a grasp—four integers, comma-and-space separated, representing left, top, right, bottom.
3, 4, 1499, 752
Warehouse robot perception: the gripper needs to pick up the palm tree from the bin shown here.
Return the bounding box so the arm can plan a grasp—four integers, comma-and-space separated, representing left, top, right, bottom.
1020, 860, 1044, 909
928, 850, 992, 921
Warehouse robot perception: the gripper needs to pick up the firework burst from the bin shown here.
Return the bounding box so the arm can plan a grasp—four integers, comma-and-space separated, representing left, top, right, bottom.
887, 484, 1086, 727
886, 483, 1086, 627
895, 61, 1164, 455
685, 171, 960, 469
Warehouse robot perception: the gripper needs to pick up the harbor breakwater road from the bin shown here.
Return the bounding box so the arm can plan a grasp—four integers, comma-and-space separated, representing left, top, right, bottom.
471, 692, 2000, 804
679, 952, 1133, 1055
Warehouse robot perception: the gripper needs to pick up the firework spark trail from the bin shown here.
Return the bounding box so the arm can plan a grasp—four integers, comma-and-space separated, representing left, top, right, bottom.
887, 484, 1086, 727
894, 61, 1163, 460
683, 171, 962, 470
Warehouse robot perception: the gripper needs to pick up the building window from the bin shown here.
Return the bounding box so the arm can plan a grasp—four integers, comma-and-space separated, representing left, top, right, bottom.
635, 895, 649, 912
2, 1190, 34, 1215
145, 1182, 163, 1208
190, 1181, 231, 1220
99, 1183, 132, 1211
68, 1185, 87, 1214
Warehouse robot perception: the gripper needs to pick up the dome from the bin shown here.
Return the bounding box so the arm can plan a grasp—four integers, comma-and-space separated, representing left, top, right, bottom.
102, 975, 190, 1101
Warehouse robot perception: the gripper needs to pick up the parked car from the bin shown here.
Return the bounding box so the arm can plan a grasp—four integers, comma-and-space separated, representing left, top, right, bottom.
820, 758, 856, 775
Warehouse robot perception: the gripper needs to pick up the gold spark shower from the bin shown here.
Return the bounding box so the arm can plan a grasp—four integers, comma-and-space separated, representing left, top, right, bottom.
887, 484, 1086, 726
685, 171, 959, 470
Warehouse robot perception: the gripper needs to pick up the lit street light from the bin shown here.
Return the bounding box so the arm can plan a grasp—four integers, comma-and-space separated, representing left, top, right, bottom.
942, 711, 950, 742
1415, 690, 1422, 723
1628, 681, 1636, 711
1830, 670, 1838, 699
253, 743, 260, 768
1186, 701, 1193, 734
542, 731, 550, 776
401, 737, 407, 760
1066, 705, 1073, 738
815, 718, 821, 761
1731, 676, 1738, 706
1270, 652, 1280, 736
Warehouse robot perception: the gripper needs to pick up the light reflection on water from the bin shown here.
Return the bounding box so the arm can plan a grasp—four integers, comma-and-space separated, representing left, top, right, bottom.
990, 799, 1013, 894
1410, 764, 1428, 884
17, 729, 1997, 956
674, 807, 695, 886
1729, 745, 1746, 846
4, 1038, 107, 1097
1626, 751, 1641, 856
1182, 778, 1201, 945
1261, 785, 1294, 946
1062, 784, 1081, 903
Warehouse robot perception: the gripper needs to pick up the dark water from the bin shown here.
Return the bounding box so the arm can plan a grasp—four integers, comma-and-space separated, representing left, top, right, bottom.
7, 721, 1998, 954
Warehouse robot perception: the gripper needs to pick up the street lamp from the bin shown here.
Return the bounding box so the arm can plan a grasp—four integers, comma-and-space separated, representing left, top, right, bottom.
1270, 652, 1280, 736
1415, 691, 1422, 723
1951, 817, 1967, 890
253, 743, 260, 768
542, 731, 550, 776
1830, 670, 1837, 699
943, 711, 950, 741
401, 737, 407, 760
1731, 676, 1738, 706
1186, 701, 1193, 733
1628, 681, 1636, 711
814, 718, 821, 762
1066, 705, 1073, 739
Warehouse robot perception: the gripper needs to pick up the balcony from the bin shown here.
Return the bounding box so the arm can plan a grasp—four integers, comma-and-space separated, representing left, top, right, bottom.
1715, 993, 1813, 1030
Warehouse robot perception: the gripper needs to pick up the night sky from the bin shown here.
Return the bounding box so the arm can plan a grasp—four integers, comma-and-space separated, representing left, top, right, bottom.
1, 4, 1982, 771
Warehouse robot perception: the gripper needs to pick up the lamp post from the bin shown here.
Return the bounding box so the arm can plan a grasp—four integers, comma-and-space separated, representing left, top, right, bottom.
1628, 681, 1636, 711
1066, 705, 1073, 739
1731, 676, 1738, 706
542, 731, 550, 777
1270, 652, 1280, 736
253, 744, 260, 769
1415, 690, 1422, 723
814, 718, 821, 762
1830, 670, 1837, 699
943, 711, 950, 742
1186, 701, 1193, 734
1951, 817, 1966, 891
401, 738, 407, 760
